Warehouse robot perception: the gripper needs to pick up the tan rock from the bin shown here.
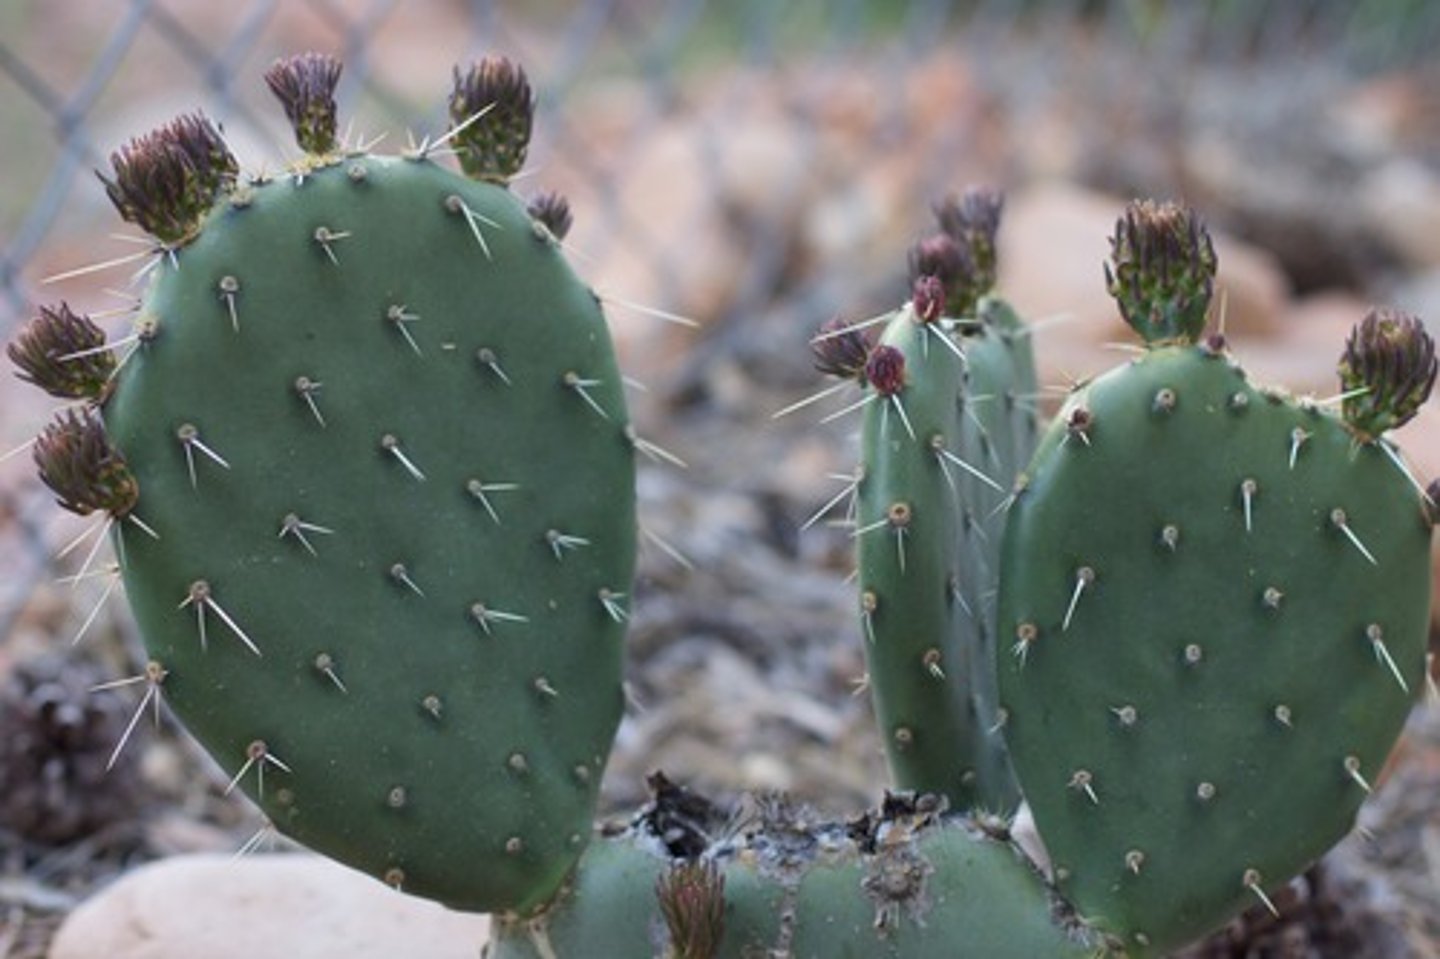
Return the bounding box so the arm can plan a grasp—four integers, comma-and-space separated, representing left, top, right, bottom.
1360, 157, 1440, 269
1239, 292, 1370, 397
1396, 403, 1440, 492
50, 853, 490, 959
1000, 182, 1128, 390
1210, 232, 1290, 340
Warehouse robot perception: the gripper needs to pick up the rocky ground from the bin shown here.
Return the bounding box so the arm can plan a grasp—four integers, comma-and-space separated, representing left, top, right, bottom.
3, 14, 1440, 958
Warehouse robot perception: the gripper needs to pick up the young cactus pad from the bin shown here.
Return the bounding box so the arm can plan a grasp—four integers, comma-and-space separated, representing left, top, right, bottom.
854, 302, 1016, 811
996, 202, 1435, 954
23, 55, 636, 915
851, 191, 1032, 813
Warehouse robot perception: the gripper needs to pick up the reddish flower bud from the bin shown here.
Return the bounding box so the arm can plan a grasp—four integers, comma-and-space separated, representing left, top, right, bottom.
911, 274, 944, 325
866, 345, 906, 397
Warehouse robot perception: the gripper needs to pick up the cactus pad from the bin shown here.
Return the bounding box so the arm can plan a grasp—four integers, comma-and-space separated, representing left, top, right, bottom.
25, 59, 637, 915
998, 338, 1433, 953
855, 303, 1014, 810
852, 192, 1034, 813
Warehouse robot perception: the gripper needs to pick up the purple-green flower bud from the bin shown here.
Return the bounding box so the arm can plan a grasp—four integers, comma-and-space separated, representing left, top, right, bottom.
7, 304, 114, 402
264, 52, 343, 156
907, 234, 979, 319
1339, 307, 1436, 438
33, 410, 138, 518
1104, 199, 1216, 345
811, 316, 873, 383
526, 190, 572, 240
934, 185, 1003, 288
97, 113, 238, 244
655, 860, 725, 959
907, 186, 1004, 319
449, 57, 534, 183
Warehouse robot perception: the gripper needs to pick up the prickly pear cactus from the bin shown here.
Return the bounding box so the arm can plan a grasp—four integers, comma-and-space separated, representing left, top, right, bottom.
849, 190, 1032, 813
19, 54, 635, 915
996, 201, 1436, 954
488, 781, 1104, 958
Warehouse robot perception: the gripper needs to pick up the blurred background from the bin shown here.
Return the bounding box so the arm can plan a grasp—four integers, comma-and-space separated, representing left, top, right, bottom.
2, 1, 1440, 955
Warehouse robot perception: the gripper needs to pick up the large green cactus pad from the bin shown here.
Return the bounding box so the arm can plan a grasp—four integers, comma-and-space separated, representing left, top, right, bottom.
997, 344, 1431, 954
104, 155, 635, 913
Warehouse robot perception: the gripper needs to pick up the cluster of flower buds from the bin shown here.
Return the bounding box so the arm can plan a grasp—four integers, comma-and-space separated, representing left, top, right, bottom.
907, 186, 1005, 320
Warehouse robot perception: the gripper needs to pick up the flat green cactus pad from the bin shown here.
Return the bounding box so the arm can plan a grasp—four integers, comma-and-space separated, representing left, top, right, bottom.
103, 155, 635, 913
998, 344, 1431, 954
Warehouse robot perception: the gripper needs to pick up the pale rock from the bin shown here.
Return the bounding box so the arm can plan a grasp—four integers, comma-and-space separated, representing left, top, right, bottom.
1389, 269, 1440, 336
740, 752, 796, 793
1210, 232, 1290, 340
1331, 73, 1429, 160
1000, 182, 1128, 389
1359, 158, 1440, 270
1239, 292, 1370, 397
50, 853, 490, 959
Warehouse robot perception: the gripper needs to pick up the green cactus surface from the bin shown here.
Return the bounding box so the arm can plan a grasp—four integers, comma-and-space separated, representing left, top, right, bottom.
953, 295, 1039, 798
997, 341, 1432, 954
488, 792, 1105, 958
852, 194, 1036, 814
84, 112, 635, 911
855, 303, 1016, 811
